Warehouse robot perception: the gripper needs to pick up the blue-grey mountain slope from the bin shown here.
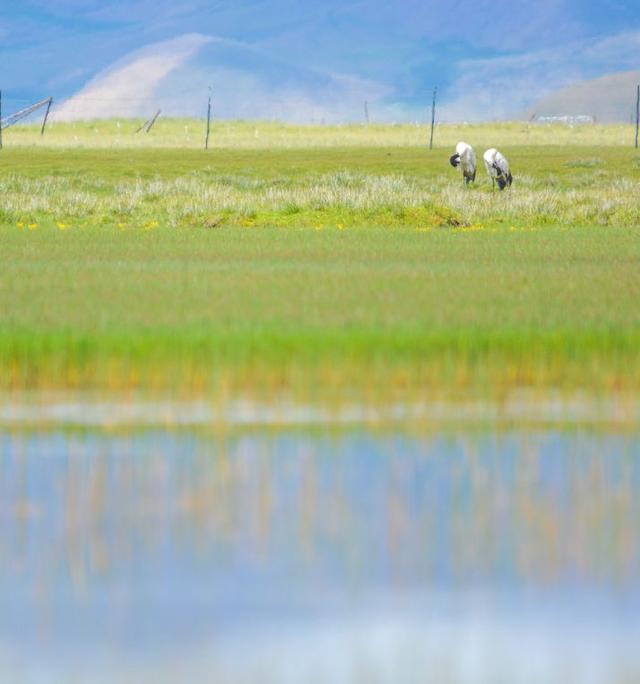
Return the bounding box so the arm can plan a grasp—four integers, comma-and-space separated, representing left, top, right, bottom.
2, 0, 640, 120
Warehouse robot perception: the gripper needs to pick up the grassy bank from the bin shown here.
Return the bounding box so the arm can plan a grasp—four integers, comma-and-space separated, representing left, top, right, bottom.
1, 145, 640, 231
1, 127, 639, 399
2, 221, 639, 399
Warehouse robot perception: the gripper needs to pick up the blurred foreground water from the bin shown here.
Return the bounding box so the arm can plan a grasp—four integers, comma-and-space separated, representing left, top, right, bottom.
1, 423, 640, 683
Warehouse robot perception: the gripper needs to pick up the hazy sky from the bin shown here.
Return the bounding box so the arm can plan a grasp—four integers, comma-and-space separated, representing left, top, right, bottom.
2, 1, 639, 120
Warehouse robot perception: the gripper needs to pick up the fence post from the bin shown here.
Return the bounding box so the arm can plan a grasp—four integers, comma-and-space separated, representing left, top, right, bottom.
429, 87, 437, 150
635, 85, 639, 149
145, 109, 161, 133
205, 95, 212, 150
41, 97, 53, 136
364, 100, 369, 126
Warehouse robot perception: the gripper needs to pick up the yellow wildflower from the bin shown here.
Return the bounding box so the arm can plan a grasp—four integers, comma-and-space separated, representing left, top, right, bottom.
28, 223, 38, 230
57, 222, 68, 230
16, 222, 24, 229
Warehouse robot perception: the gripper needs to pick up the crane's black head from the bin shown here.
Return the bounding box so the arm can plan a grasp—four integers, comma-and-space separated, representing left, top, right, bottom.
492, 162, 510, 191
449, 153, 461, 168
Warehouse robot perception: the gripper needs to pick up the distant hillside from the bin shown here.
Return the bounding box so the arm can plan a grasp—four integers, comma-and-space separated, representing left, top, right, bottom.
15, 0, 639, 122
527, 72, 640, 123
53, 34, 392, 124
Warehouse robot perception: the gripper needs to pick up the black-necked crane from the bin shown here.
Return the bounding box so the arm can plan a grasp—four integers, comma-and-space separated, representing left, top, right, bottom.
449, 141, 477, 184
483, 148, 513, 190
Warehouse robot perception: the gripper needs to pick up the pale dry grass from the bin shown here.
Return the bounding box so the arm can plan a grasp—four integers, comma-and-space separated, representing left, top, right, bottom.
5, 118, 639, 149
2, 169, 640, 228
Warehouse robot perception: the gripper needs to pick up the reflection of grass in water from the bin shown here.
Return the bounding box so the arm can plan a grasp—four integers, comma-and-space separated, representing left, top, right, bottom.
3, 432, 639, 587
0, 140, 639, 399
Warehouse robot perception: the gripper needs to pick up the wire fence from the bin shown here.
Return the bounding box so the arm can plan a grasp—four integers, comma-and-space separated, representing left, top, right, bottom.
0, 94, 407, 127
2, 82, 637, 125
2, 81, 640, 150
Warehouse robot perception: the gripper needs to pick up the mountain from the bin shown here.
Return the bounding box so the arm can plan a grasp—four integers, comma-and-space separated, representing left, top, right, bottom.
527, 71, 640, 123
2, 1, 640, 121
53, 34, 391, 123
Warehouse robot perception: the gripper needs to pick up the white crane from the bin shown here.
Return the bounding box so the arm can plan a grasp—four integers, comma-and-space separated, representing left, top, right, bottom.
449, 141, 477, 184
483, 148, 513, 190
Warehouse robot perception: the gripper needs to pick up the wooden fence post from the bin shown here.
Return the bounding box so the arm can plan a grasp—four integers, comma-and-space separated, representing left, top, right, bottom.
205, 96, 212, 150
635, 85, 639, 149
41, 97, 53, 136
429, 87, 437, 150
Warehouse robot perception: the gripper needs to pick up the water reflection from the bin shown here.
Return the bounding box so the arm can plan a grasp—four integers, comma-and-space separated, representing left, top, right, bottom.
1, 429, 639, 683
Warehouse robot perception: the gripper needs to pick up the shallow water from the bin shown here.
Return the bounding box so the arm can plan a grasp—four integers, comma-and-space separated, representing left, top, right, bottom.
1, 428, 640, 683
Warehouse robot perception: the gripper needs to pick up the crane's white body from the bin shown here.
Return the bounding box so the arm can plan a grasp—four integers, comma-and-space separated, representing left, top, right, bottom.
483, 148, 513, 190
449, 141, 477, 184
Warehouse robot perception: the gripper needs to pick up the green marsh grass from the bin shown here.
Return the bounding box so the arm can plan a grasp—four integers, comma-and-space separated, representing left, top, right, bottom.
1, 122, 639, 401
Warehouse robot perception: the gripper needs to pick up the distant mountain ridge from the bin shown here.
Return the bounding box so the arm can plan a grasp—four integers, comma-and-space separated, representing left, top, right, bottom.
53, 34, 392, 123
3, 0, 640, 121
527, 72, 640, 124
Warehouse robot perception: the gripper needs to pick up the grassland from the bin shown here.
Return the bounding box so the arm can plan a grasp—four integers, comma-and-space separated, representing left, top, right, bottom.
1, 121, 639, 401
7, 118, 640, 148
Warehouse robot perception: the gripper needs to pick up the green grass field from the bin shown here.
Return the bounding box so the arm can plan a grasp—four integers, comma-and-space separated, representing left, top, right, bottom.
1, 121, 639, 401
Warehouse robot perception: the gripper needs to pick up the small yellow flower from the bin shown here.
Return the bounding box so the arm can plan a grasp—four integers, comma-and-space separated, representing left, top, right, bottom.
57, 222, 68, 230
337, 223, 345, 230
28, 223, 38, 230
16, 222, 24, 229
118, 223, 126, 230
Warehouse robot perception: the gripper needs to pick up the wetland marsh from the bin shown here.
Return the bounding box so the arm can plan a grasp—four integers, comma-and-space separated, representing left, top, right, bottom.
1, 121, 640, 682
